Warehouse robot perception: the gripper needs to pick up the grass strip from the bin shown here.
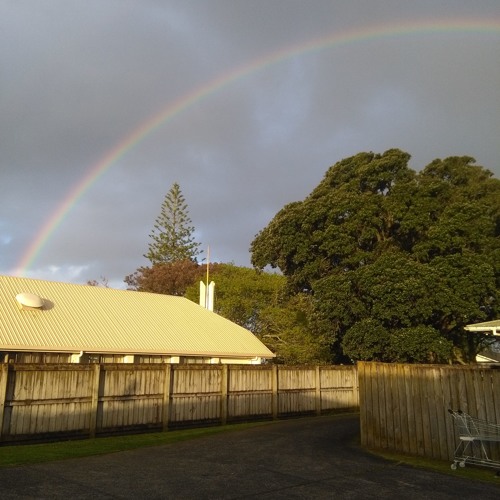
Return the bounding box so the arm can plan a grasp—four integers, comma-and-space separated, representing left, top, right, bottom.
0, 422, 271, 468
369, 448, 500, 485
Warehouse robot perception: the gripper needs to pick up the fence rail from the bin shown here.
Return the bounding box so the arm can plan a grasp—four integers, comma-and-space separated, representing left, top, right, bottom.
358, 362, 500, 462
0, 364, 358, 443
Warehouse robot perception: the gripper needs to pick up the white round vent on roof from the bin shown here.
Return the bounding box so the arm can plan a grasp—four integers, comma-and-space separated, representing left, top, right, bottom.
16, 292, 44, 308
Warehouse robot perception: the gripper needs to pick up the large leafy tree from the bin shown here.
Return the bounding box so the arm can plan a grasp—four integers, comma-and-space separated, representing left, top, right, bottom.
258, 292, 332, 364
251, 149, 500, 363
144, 182, 201, 265
186, 264, 284, 331
184, 264, 331, 364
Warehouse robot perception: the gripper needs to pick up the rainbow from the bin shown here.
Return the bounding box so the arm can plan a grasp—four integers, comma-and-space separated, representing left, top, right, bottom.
16, 17, 500, 275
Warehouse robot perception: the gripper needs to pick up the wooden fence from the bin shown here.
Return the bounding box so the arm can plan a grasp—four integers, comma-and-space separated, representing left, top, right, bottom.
0, 364, 358, 443
358, 362, 500, 462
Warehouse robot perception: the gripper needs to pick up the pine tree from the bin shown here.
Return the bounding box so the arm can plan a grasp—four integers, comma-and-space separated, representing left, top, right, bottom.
144, 183, 201, 264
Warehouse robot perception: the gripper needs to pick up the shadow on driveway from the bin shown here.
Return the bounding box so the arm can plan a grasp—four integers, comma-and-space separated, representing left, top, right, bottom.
0, 413, 498, 499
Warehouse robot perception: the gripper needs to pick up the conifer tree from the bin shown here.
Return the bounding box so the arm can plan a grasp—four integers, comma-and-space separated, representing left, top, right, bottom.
144, 183, 201, 264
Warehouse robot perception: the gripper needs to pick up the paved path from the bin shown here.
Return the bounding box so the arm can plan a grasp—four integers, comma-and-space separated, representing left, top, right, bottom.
0, 414, 498, 499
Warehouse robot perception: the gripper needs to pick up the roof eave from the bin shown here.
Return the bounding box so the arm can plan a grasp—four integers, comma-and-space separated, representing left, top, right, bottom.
0, 344, 275, 358
464, 326, 499, 335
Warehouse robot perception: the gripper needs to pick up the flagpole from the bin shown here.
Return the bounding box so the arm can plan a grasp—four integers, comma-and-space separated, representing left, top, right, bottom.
206, 245, 210, 307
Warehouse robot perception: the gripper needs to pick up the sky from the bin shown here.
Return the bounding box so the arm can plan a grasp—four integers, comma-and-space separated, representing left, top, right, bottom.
1, 0, 499, 289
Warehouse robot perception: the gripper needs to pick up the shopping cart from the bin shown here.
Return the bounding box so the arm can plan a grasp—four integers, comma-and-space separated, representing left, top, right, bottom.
448, 409, 500, 470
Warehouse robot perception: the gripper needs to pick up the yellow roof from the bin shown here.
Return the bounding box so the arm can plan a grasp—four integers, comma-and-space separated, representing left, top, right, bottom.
0, 275, 275, 359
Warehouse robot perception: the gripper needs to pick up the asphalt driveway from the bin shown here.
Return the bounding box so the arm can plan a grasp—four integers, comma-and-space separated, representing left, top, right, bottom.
0, 413, 498, 499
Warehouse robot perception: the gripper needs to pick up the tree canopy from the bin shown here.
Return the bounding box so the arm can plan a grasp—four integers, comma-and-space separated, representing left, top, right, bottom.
144, 182, 201, 265
125, 260, 204, 296
185, 264, 283, 330
185, 264, 330, 364
251, 149, 500, 363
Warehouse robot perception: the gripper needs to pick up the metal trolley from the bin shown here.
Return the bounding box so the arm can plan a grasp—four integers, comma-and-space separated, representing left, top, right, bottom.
448, 409, 500, 471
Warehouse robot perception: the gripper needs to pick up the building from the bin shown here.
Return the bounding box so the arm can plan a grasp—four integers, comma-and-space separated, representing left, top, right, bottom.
0, 275, 275, 364
464, 319, 500, 336
465, 319, 500, 363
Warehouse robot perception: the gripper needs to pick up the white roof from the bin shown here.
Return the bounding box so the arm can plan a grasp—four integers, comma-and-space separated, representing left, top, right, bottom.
464, 319, 500, 336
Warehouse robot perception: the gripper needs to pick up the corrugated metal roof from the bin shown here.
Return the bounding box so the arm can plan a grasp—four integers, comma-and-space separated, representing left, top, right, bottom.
0, 275, 275, 359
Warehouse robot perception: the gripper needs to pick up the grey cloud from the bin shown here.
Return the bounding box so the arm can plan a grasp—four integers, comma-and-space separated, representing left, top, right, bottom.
1, 0, 498, 286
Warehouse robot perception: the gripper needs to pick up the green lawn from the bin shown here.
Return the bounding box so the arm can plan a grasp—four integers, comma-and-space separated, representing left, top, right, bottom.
0, 422, 271, 467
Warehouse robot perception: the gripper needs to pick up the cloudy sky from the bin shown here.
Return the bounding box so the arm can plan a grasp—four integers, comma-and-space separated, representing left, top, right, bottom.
1, 1, 499, 288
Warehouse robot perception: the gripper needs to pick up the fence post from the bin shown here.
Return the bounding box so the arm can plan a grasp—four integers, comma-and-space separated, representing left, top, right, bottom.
358, 362, 369, 448
162, 364, 172, 431
272, 365, 278, 419
89, 364, 100, 438
220, 365, 229, 425
0, 364, 8, 439
315, 366, 322, 416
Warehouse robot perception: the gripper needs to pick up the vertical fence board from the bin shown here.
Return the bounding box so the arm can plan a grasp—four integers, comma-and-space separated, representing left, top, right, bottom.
493, 371, 500, 427
358, 362, 371, 448
420, 367, 433, 457
220, 365, 228, 425
371, 363, 381, 449
442, 366, 458, 459
432, 367, 448, 460
359, 362, 500, 462
162, 365, 172, 431
393, 364, 406, 453
381, 364, 393, 450
0, 364, 8, 439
